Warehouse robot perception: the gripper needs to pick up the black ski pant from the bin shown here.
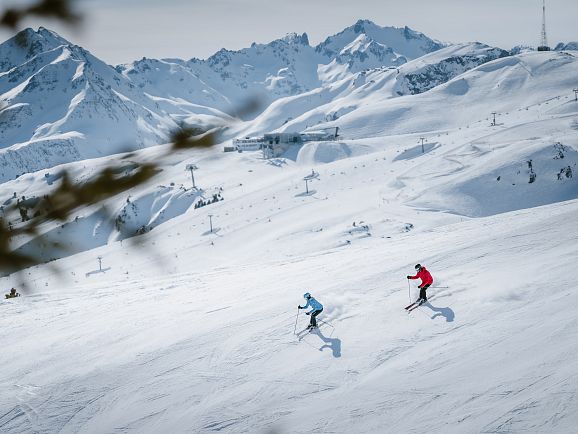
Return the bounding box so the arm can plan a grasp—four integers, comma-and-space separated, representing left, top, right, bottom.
309, 308, 323, 327
419, 284, 430, 302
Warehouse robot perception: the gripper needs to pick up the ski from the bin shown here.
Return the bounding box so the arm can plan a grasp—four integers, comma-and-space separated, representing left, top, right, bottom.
405, 301, 419, 310
296, 325, 320, 336
406, 304, 421, 313
406, 300, 426, 313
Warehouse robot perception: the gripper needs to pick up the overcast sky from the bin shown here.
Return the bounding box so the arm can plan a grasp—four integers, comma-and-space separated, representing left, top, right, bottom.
1, 0, 577, 65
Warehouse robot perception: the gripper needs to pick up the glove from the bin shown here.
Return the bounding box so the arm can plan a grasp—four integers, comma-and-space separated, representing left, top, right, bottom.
306, 312, 310, 315
297, 306, 303, 309
406, 276, 411, 279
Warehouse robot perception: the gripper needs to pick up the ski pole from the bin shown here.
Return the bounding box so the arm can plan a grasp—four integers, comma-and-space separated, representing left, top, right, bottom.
407, 278, 411, 303
293, 308, 300, 334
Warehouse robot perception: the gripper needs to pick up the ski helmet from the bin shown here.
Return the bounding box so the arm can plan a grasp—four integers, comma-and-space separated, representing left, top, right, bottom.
415, 264, 422, 271
303, 292, 311, 299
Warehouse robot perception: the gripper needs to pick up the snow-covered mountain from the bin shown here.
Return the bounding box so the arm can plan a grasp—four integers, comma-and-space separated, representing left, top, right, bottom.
3, 22, 576, 188
315, 19, 444, 71
555, 41, 578, 51
0, 21, 452, 181
119, 20, 445, 110
0, 28, 182, 181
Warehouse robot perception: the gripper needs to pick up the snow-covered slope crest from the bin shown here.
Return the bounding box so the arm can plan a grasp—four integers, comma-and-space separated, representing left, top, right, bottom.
394, 42, 510, 95
312, 51, 578, 140
240, 44, 507, 141
233, 42, 510, 139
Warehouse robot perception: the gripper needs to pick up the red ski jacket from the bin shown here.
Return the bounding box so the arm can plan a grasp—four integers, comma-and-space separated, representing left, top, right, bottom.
409, 267, 433, 288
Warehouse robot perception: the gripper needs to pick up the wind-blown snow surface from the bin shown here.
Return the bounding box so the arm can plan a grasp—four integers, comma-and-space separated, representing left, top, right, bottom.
1, 191, 578, 433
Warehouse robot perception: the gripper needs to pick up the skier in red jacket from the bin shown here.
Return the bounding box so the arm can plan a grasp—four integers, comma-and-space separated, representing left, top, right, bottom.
407, 264, 433, 304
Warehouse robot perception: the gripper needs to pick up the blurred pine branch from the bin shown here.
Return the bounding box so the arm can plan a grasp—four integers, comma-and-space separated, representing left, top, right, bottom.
1, 0, 81, 30
0, 3, 235, 285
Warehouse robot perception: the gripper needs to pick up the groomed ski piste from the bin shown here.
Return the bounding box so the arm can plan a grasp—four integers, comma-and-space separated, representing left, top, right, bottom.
1, 45, 578, 432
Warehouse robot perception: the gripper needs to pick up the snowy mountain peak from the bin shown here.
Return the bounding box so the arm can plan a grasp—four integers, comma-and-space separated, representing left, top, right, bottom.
280, 32, 310, 46
332, 33, 406, 71
340, 33, 380, 54
315, 20, 444, 62
401, 25, 427, 41
0, 27, 72, 72
555, 41, 578, 51
35, 26, 68, 42
260, 32, 311, 51
349, 19, 429, 42
352, 18, 377, 34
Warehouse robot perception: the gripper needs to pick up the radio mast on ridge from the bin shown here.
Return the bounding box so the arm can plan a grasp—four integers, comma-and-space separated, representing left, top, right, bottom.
537, 0, 550, 51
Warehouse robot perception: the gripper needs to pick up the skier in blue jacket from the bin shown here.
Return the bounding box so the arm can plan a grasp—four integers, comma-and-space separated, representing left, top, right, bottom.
298, 292, 324, 329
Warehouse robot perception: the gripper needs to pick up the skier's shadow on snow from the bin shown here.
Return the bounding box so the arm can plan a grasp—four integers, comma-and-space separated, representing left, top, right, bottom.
310, 328, 341, 358
422, 302, 455, 322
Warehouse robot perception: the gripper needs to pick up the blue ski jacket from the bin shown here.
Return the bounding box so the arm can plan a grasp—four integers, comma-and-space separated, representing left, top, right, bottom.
301, 296, 323, 313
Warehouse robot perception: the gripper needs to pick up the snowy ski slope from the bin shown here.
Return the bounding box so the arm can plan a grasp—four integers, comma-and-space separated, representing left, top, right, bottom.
1, 191, 577, 433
